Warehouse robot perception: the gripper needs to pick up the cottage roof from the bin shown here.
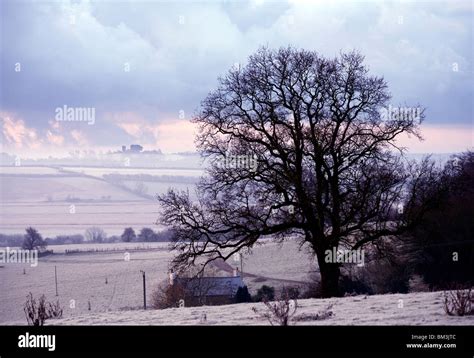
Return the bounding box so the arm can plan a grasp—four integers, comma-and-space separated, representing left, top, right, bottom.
175, 276, 243, 297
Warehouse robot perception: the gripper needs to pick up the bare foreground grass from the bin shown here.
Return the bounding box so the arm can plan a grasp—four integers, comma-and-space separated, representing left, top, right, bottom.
5, 291, 473, 326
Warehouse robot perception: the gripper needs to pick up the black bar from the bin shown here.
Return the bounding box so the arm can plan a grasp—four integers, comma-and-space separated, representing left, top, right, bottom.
0, 326, 472, 356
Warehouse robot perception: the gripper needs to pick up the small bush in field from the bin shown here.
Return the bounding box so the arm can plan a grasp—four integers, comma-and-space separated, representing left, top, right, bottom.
151, 282, 186, 309
252, 289, 297, 326
24, 293, 63, 326
444, 285, 473, 316
46, 300, 63, 319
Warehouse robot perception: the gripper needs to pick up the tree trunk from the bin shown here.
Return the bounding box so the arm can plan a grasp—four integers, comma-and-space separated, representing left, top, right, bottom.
317, 250, 341, 298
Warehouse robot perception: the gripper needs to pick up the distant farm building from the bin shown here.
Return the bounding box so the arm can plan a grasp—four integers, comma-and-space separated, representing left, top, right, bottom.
121, 144, 143, 153
169, 268, 244, 306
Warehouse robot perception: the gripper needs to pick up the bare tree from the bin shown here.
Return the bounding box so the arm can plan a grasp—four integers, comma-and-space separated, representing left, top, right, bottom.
22, 227, 46, 251
121, 227, 136, 242
157, 46, 436, 297
85, 227, 107, 243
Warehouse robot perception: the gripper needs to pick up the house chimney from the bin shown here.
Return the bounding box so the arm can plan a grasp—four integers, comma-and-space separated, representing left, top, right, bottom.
233, 267, 239, 277
169, 270, 176, 285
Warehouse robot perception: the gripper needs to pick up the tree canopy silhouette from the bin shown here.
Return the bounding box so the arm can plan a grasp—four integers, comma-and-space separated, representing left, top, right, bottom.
158, 46, 436, 297
22, 227, 46, 251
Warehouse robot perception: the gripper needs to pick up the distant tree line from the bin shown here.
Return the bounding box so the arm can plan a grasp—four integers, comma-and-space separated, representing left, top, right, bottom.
120, 227, 174, 242
0, 227, 174, 247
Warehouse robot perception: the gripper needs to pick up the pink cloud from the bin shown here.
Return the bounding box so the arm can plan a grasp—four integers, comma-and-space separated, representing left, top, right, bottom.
107, 111, 159, 139
155, 120, 197, 152
46, 130, 65, 146
396, 124, 473, 153
70, 130, 89, 146
48, 119, 61, 131
2, 109, 470, 156
107, 111, 196, 152
0, 112, 42, 149
117, 122, 143, 138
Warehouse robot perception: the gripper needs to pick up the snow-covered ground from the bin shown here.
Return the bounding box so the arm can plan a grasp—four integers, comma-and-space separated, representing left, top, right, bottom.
5, 240, 473, 326
4, 291, 473, 326
0, 249, 173, 324
0, 164, 199, 236
0, 239, 315, 324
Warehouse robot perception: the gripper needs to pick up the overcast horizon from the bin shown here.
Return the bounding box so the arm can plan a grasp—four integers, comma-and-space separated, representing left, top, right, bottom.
1, 0, 473, 157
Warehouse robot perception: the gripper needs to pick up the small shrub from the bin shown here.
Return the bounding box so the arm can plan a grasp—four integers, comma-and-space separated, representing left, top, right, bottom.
24, 293, 63, 326
46, 300, 63, 319
151, 282, 186, 309
252, 290, 297, 326
24, 293, 48, 326
444, 285, 473, 316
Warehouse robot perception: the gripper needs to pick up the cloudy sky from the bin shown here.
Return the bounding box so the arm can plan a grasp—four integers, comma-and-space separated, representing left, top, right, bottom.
0, 0, 472, 156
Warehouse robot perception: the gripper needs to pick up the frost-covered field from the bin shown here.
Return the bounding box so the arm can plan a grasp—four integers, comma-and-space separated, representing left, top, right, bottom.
0, 249, 174, 324
47, 242, 169, 253
63, 167, 203, 178
0, 239, 314, 324
7, 291, 473, 326
120, 180, 198, 199
0, 175, 146, 203
2, 240, 473, 326
0, 166, 61, 175
0, 201, 161, 236
0, 165, 198, 236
